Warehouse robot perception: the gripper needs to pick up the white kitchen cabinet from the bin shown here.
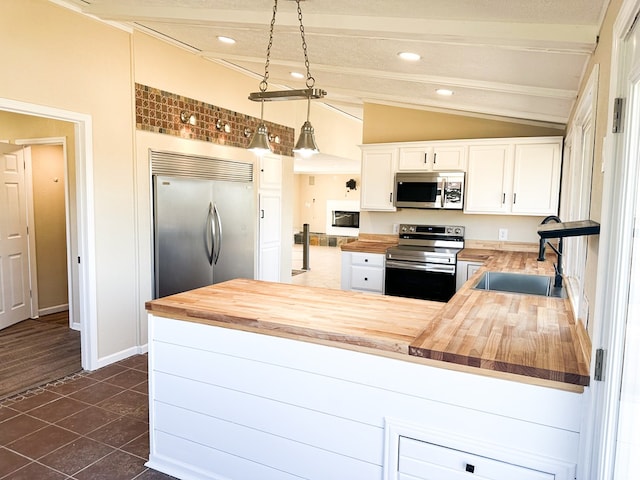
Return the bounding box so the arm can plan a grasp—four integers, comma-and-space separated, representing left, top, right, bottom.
360, 146, 397, 211
398, 144, 466, 171
511, 142, 562, 215
257, 153, 282, 282
396, 436, 558, 480
341, 251, 385, 294
258, 153, 282, 190
464, 137, 562, 216
456, 260, 484, 291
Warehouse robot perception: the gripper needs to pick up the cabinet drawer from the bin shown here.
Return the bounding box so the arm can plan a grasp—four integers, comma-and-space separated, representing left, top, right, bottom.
351, 252, 384, 267
351, 266, 384, 292
398, 437, 554, 480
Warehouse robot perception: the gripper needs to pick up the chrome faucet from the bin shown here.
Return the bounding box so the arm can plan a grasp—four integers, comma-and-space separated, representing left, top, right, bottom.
537, 215, 563, 288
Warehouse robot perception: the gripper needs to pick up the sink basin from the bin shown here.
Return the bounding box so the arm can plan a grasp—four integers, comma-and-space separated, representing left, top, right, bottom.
473, 271, 566, 298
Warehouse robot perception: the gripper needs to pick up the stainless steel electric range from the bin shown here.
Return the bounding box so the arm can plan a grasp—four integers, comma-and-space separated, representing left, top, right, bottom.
385, 224, 465, 302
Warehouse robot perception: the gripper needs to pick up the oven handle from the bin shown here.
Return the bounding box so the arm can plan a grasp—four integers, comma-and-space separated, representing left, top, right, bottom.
386, 260, 455, 275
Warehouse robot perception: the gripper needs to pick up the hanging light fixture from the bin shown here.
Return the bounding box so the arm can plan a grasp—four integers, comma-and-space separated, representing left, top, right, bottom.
248, 0, 326, 155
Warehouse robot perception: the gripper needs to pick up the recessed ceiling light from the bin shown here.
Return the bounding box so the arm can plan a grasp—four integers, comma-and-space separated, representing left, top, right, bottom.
436, 88, 454, 96
398, 52, 421, 61
217, 36, 236, 44
290, 71, 305, 79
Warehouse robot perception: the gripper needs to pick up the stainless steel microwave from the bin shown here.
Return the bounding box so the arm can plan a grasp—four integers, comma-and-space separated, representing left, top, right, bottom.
394, 171, 465, 209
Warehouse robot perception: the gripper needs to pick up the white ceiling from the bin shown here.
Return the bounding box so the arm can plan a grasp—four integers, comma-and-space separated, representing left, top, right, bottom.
60, 0, 608, 172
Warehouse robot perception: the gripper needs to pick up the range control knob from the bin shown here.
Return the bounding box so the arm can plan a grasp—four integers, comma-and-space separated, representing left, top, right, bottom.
446, 227, 453, 234
454, 227, 463, 235
409, 225, 416, 232
400, 225, 408, 233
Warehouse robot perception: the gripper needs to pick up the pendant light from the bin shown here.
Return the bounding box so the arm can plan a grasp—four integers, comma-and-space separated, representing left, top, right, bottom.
247, 98, 271, 154
248, 0, 326, 155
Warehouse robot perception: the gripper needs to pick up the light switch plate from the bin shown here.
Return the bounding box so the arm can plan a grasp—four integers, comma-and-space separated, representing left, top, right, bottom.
498, 228, 508, 241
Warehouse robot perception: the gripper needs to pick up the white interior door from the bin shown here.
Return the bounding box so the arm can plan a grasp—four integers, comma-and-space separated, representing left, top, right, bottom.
0, 144, 31, 330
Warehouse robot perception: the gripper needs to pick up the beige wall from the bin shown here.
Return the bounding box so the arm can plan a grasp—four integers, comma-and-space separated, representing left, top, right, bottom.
362, 103, 564, 144
31, 145, 68, 311
294, 174, 361, 233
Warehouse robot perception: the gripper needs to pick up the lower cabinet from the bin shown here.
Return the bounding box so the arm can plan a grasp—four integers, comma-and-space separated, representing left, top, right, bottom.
341, 252, 385, 294
456, 260, 484, 291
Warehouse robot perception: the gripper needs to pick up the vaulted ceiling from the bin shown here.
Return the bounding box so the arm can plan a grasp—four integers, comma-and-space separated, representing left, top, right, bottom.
62, 0, 608, 127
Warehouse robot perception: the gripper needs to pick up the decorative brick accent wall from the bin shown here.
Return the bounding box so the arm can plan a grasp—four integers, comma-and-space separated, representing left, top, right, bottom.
135, 84, 295, 156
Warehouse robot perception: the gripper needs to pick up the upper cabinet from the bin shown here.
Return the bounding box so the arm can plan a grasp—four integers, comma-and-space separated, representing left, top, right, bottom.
398, 144, 467, 172
361, 136, 562, 215
360, 146, 397, 211
464, 137, 562, 216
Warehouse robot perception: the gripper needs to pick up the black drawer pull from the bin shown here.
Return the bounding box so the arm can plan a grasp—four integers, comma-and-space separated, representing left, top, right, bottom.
465, 463, 475, 473
364, 277, 368, 281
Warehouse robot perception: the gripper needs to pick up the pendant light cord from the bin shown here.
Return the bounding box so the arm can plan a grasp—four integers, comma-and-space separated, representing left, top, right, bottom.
260, 0, 278, 93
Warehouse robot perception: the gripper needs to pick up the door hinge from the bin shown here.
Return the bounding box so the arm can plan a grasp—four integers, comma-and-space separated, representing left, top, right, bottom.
594, 348, 605, 381
612, 98, 624, 133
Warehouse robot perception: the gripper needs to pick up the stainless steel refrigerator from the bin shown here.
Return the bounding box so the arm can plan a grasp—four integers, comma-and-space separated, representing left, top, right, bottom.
153, 174, 255, 298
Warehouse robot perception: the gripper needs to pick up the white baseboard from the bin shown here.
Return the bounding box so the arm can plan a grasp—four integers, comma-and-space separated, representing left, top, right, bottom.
38, 304, 69, 316
92, 343, 149, 370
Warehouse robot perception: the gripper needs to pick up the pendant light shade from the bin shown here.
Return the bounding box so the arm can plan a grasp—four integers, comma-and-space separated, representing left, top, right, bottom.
248, 123, 272, 154
293, 120, 319, 156
248, 99, 272, 155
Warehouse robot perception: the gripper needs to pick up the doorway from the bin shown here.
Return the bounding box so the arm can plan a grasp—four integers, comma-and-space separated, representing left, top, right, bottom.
0, 98, 97, 372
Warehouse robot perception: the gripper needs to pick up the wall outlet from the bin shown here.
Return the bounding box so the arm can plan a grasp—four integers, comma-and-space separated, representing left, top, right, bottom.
393, 223, 399, 234
498, 228, 508, 241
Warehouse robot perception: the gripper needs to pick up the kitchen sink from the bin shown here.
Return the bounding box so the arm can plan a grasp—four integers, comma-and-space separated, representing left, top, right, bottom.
473, 271, 566, 298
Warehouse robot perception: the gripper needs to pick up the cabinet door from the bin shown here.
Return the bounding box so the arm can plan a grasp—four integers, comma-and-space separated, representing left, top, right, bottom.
432, 145, 466, 171
258, 193, 281, 282
398, 146, 432, 171
511, 143, 561, 215
464, 144, 511, 214
361, 148, 397, 211
259, 154, 282, 190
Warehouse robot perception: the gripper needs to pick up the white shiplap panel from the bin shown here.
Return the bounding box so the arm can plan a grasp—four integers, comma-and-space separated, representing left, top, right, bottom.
152, 339, 580, 462
153, 402, 383, 480
152, 315, 584, 432
153, 370, 383, 465
149, 430, 303, 480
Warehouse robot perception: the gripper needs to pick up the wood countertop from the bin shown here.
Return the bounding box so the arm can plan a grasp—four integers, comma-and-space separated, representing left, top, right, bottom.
146, 279, 442, 354
146, 251, 590, 391
340, 233, 398, 254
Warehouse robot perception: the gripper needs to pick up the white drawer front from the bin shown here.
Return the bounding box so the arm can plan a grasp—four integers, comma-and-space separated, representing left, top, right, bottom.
351, 266, 384, 291
398, 436, 554, 480
351, 252, 384, 267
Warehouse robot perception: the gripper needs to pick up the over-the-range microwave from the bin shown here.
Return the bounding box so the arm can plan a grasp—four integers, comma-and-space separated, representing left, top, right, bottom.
394, 171, 465, 209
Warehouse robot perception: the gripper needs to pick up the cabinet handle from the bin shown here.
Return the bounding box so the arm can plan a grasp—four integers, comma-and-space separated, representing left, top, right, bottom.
365, 258, 368, 262
513, 193, 517, 204
465, 463, 475, 473
433, 152, 437, 164
424, 153, 428, 164
261, 209, 265, 219
502, 193, 506, 204
364, 277, 368, 281
389, 192, 393, 203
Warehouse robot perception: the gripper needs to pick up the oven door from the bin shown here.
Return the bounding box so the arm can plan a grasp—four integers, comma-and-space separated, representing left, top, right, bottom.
385, 260, 456, 302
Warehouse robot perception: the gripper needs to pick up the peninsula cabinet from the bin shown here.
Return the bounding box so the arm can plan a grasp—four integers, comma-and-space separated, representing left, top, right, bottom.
147, 314, 582, 480
360, 146, 397, 211
464, 137, 562, 216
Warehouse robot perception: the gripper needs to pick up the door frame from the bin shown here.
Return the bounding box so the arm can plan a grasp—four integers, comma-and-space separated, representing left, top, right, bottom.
15, 137, 77, 328
0, 97, 97, 371
587, 0, 640, 478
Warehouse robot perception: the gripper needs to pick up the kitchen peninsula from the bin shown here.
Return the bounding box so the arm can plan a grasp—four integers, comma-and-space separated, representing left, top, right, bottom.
145, 250, 590, 480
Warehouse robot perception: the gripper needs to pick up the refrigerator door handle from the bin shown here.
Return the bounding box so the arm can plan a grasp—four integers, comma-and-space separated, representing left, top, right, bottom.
206, 202, 215, 265
213, 203, 222, 265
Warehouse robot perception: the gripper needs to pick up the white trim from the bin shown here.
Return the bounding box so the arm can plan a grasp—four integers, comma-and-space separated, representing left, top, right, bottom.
588, 1, 640, 478
0, 97, 98, 371
38, 303, 69, 316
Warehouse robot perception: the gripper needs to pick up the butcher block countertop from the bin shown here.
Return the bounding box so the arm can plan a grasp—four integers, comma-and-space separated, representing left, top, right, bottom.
146, 250, 590, 392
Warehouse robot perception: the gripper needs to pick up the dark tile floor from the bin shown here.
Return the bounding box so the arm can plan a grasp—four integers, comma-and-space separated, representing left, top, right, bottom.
0, 354, 175, 479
